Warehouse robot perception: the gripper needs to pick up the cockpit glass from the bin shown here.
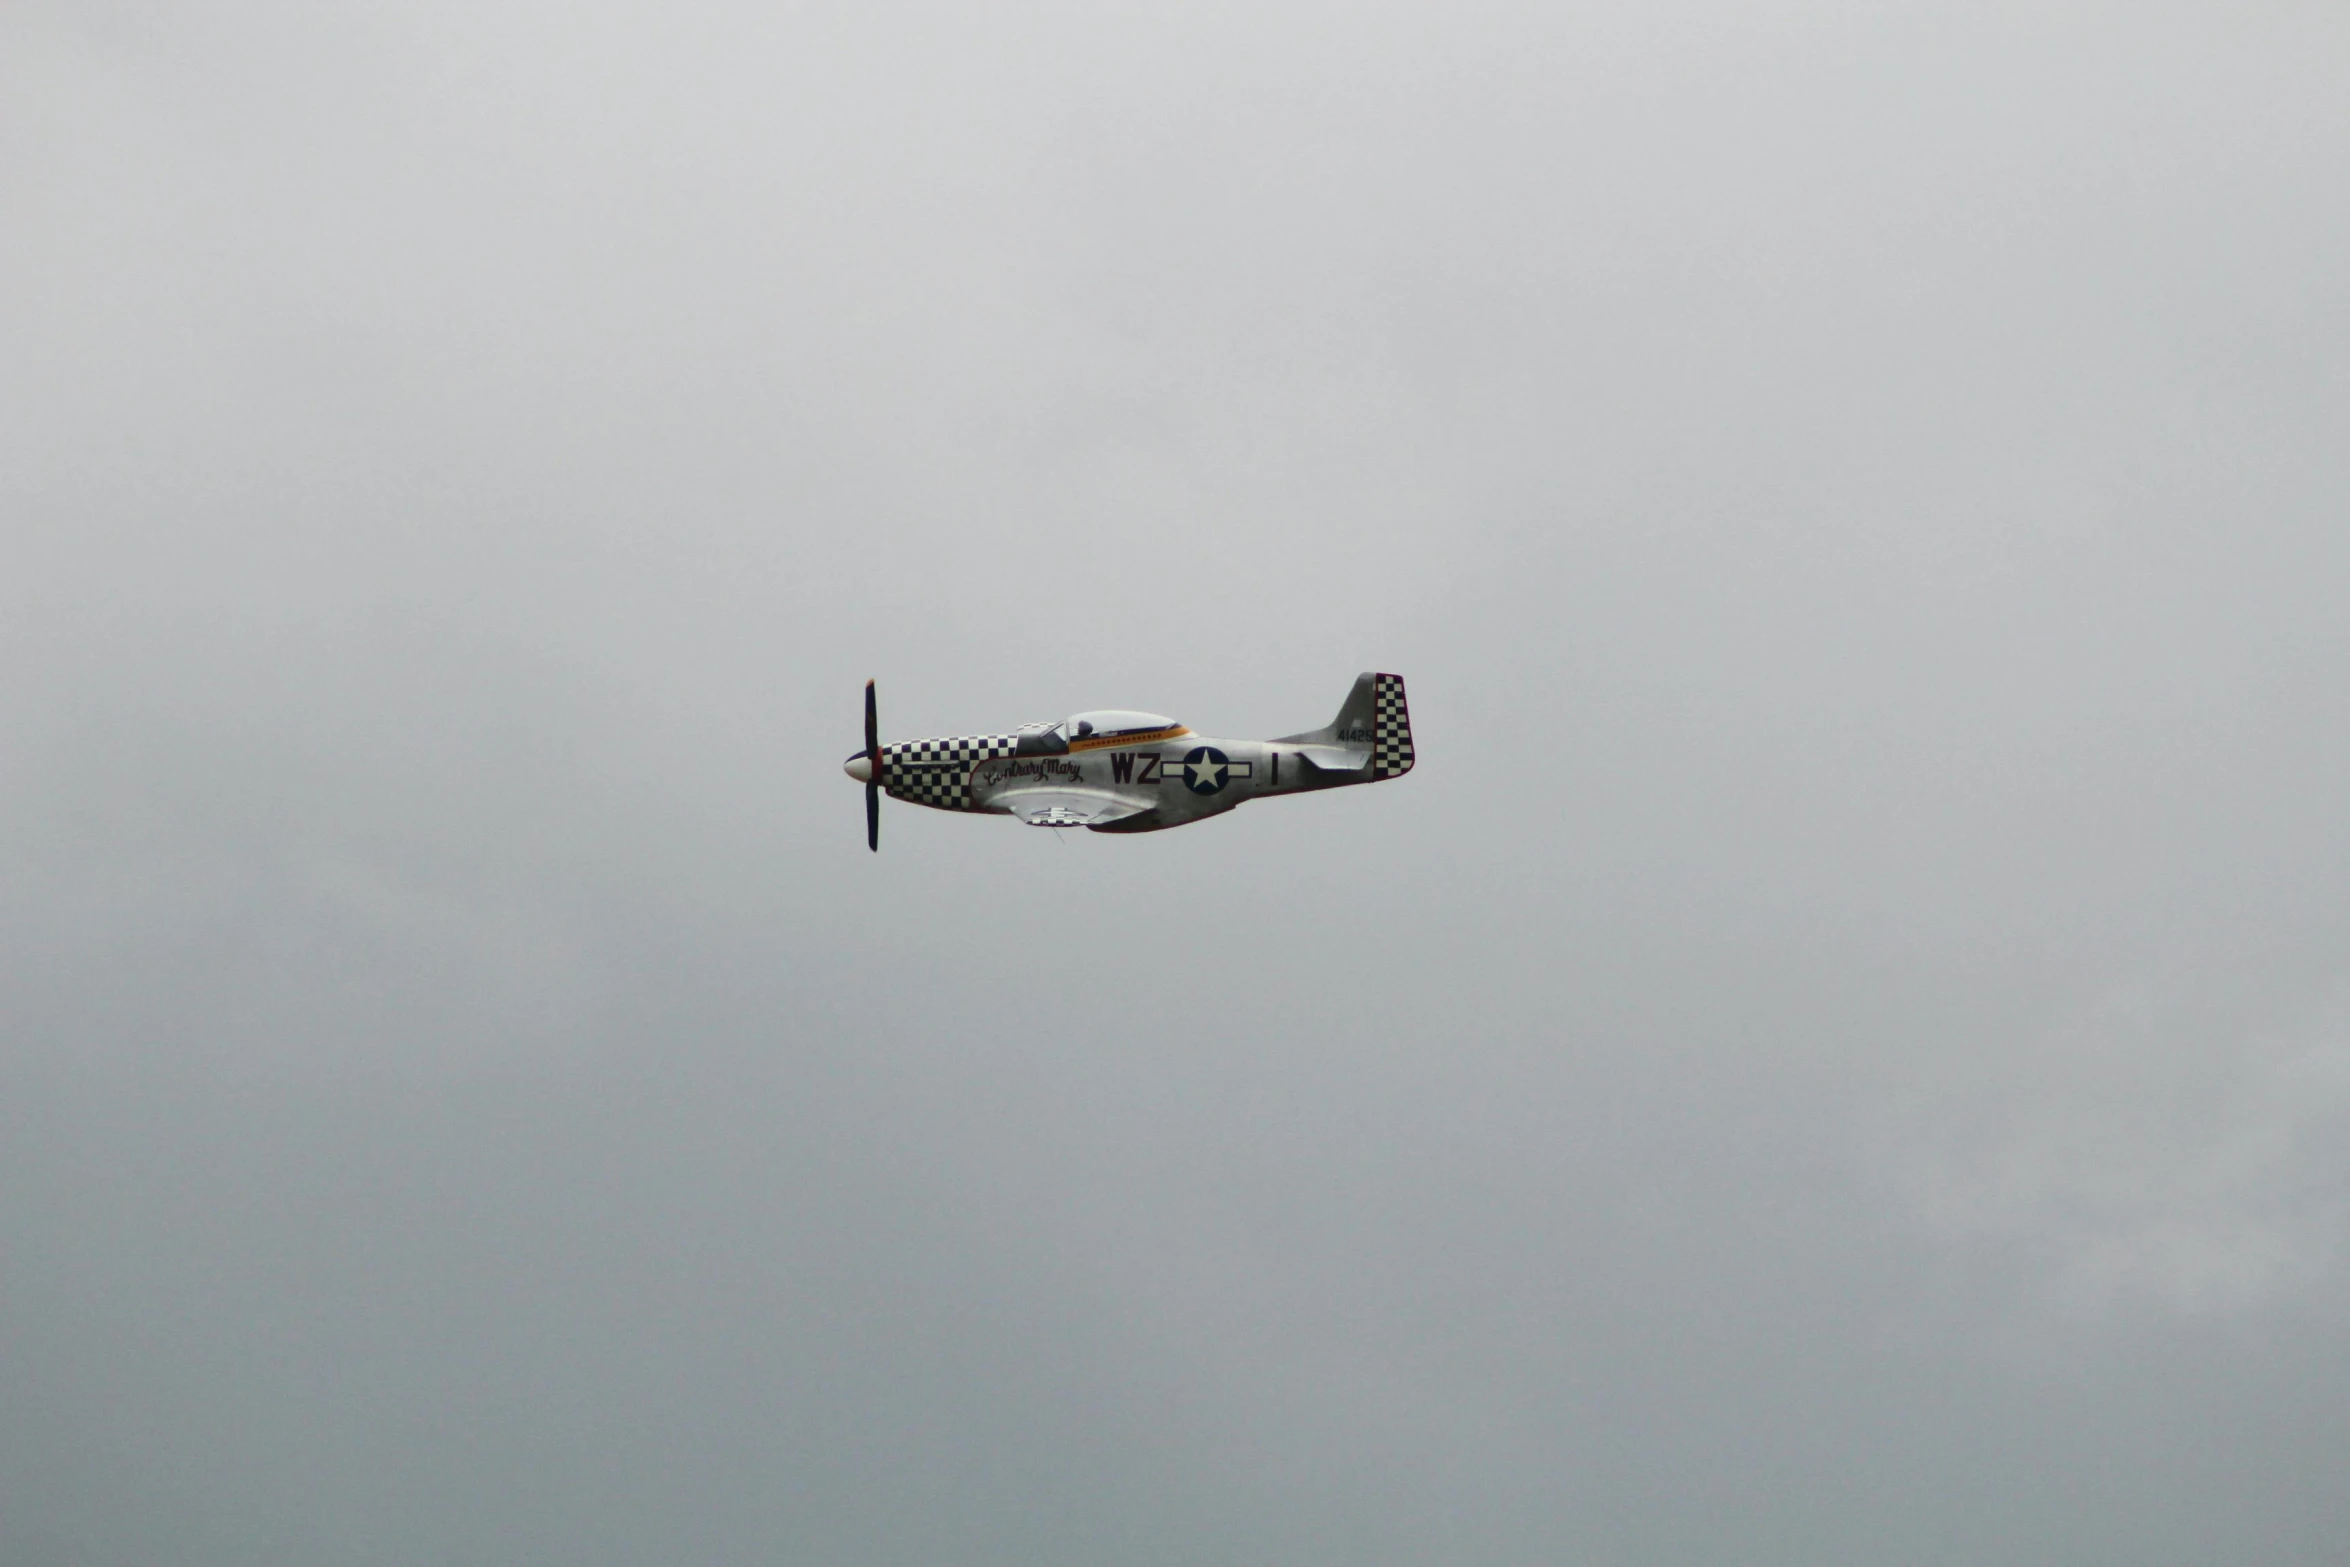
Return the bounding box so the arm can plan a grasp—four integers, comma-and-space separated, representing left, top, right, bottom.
1063, 710, 1179, 739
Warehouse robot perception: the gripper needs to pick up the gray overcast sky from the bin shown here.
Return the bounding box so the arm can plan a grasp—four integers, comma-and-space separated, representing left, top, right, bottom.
5, 3, 2349, 1563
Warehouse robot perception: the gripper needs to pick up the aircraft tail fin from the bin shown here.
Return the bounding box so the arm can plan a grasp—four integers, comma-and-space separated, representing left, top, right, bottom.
1278, 672, 1414, 779
1366, 672, 1414, 779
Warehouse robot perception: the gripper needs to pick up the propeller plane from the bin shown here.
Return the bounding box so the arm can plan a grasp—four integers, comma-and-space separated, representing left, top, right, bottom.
844, 673, 1413, 848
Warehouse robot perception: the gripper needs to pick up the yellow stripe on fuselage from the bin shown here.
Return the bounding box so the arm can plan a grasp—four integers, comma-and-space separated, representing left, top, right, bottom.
1067, 725, 1190, 753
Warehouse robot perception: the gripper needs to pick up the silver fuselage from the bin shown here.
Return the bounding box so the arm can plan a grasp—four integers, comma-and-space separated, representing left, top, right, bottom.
854, 673, 1413, 835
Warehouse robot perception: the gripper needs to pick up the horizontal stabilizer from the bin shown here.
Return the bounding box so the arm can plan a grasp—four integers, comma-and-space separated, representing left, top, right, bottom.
1287, 744, 1371, 781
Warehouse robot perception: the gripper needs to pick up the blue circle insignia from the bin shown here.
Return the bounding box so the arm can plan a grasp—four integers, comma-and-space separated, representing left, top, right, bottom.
1179, 745, 1231, 795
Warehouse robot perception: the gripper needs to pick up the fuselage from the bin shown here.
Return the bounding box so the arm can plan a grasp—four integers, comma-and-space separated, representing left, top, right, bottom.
842, 676, 1412, 836
966, 728, 1299, 831
853, 723, 1371, 832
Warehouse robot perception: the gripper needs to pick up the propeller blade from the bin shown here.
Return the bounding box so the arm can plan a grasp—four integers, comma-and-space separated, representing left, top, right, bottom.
864, 679, 881, 852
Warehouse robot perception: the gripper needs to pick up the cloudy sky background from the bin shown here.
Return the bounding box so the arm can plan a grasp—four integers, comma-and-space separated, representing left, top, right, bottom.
6, 3, 2348, 1562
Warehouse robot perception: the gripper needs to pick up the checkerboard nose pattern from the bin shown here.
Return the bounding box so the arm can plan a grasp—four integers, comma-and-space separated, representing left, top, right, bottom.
882, 734, 1017, 810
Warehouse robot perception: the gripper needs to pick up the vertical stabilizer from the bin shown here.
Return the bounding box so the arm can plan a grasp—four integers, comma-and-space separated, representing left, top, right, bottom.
1370, 672, 1413, 779
1278, 672, 1414, 781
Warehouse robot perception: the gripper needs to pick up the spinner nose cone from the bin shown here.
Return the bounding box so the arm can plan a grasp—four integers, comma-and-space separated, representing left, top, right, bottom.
843, 751, 874, 784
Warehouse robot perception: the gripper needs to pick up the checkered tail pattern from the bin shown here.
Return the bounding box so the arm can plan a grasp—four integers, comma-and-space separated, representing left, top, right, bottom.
1371, 673, 1414, 780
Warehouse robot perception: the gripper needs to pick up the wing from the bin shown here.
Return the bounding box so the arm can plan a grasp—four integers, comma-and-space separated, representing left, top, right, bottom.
994, 789, 1151, 829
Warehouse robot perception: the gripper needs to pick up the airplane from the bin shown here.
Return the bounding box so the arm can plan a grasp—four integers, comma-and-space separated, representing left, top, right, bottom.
843, 672, 1413, 848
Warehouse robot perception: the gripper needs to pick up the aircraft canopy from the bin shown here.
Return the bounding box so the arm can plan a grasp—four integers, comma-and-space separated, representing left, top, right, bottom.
1064, 710, 1179, 739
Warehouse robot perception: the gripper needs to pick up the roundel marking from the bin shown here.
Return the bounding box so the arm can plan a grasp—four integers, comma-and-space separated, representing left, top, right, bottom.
1179, 745, 1231, 795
